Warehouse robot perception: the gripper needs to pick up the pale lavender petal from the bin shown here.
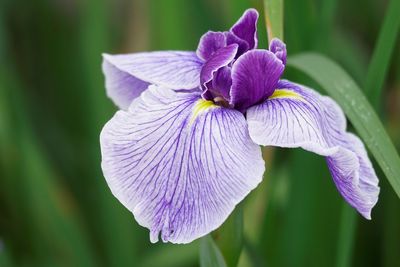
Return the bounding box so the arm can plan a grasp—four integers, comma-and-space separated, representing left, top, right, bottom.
102, 59, 149, 110
230, 50, 285, 112
269, 38, 287, 65
196, 31, 227, 61
100, 85, 264, 244
103, 51, 203, 93
230, 8, 259, 49
200, 44, 238, 87
246, 80, 379, 218
327, 135, 379, 219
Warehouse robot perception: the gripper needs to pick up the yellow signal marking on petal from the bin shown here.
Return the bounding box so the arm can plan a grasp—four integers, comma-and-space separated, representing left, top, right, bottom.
268, 89, 304, 101
190, 99, 218, 124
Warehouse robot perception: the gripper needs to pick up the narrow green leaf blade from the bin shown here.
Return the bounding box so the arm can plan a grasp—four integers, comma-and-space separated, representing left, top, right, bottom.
288, 53, 400, 198
365, 0, 400, 107
200, 236, 227, 267
335, 205, 357, 267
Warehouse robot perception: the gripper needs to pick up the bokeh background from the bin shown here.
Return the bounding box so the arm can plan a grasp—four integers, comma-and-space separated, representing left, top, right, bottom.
0, 0, 399, 266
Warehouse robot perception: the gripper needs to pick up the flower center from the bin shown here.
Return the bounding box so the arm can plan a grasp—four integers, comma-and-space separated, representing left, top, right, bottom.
213, 96, 230, 108
190, 99, 218, 124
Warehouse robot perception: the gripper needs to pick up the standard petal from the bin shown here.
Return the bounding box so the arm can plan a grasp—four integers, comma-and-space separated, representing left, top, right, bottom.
196, 31, 227, 61
246, 80, 379, 218
200, 44, 238, 87
230, 50, 285, 112
100, 85, 264, 244
230, 8, 259, 49
210, 66, 232, 100
103, 51, 203, 93
225, 31, 250, 57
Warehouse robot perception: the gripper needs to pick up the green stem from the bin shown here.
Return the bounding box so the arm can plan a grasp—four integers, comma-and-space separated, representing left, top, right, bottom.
335, 205, 357, 267
263, 0, 284, 43
364, 0, 400, 107
200, 236, 228, 267
213, 206, 244, 267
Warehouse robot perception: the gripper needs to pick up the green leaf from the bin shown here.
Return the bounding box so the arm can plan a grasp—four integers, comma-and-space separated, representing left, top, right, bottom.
213, 206, 243, 267
263, 0, 284, 42
364, 0, 400, 107
288, 52, 400, 199
200, 236, 227, 267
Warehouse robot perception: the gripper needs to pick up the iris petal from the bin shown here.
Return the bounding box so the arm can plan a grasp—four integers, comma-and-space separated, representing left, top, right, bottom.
196, 31, 227, 61
230, 50, 284, 112
102, 52, 203, 108
269, 38, 287, 65
246, 80, 379, 218
200, 44, 238, 101
102, 59, 149, 110
100, 85, 265, 244
230, 8, 259, 49
200, 44, 238, 87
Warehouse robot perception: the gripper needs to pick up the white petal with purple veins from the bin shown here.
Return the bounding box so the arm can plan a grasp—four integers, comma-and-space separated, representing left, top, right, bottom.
102, 52, 204, 108
246, 80, 379, 218
100, 85, 264, 243
102, 59, 149, 110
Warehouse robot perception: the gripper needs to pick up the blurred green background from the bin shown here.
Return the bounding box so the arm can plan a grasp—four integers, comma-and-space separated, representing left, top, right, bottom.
0, 0, 399, 266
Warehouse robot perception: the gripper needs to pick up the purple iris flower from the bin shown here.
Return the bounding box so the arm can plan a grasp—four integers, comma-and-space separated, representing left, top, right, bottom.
100, 9, 379, 244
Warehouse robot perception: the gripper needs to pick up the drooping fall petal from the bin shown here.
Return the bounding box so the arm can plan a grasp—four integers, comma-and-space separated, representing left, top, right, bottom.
246, 80, 379, 218
100, 85, 265, 243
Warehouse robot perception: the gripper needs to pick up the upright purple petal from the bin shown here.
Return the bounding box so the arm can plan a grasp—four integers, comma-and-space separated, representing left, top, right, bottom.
230, 50, 285, 112
196, 31, 227, 61
225, 32, 250, 57
102, 52, 204, 107
230, 8, 259, 49
210, 66, 232, 100
246, 80, 379, 218
200, 44, 238, 87
100, 85, 265, 244
269, 38, 287, 65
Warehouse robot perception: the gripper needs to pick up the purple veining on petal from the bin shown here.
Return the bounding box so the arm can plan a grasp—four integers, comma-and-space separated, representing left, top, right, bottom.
269, 38, 287, 65
200, 44, 238, 102
230, 50, 285, 112
196, 31, 227, 61
196, 9, 259, 65
247, 80, 379, 218
225, 32, 250, 58
194, 9, 272, 108
100, 85, 264, 244
102, 58, 150, 110
211, 66, 232, 100
103, 51, 203, 93
230, 8, 259, 49
327, 135, 379, 219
